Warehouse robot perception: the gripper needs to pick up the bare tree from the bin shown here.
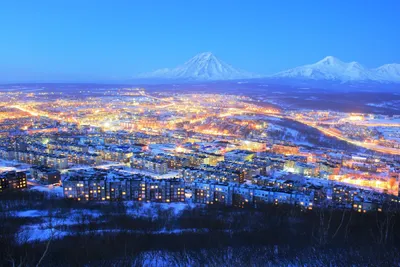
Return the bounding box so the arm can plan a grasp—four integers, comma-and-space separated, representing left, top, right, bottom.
36, 207, 57, 267
374, 203, 397, 246
6, 251, 28, 267
312, 207, 348, 246
344, 211, 353, 242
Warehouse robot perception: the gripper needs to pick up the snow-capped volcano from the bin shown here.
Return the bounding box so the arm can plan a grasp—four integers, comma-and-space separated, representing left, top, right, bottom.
271, 56, 380, 82
136, 52, 259, 81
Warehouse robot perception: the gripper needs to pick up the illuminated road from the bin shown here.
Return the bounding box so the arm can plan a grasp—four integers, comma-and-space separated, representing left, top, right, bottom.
11, 105, 40, 116
11, 104, 64, 122
250, 109, 400, 155
294, 119, 400, 155
301, 120, 400, 127
139, 91, 175, 105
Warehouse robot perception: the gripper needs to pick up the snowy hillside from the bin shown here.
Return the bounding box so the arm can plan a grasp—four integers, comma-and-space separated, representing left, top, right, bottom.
135, 52, 260, 81
374, 63, 400, 82
272, 56, 400, 83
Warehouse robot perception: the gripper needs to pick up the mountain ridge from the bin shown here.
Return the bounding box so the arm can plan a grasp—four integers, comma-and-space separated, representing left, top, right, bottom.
134, 53, 400, 83
271, 56, 400, 83
135, 52, 260, 81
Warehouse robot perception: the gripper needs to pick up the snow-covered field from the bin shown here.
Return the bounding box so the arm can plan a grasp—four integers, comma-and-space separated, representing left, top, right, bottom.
9, 201, 198, 243
0, 159, 31, 171
267, 123, 299, 138
125, 201, 195, 218
377, 127, 400, 143
15, 209, 104, 243
265, 122, 316, 147
29, 184, 64, 196
367, 100, 400, 110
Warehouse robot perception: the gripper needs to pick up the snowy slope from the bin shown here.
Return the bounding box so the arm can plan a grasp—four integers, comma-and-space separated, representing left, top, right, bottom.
272, 56, 378, 82
374, 64, 400, 82
272, 56, 400, 83
135, 52, 260, 81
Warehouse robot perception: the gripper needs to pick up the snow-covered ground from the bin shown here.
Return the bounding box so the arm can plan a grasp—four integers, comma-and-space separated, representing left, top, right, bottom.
15, 208, 104, 243
367, 101, 400, 111
125, 201, 196, 219
0, 159, 31, 171
29, 184, 64, 196
376, 127, 400, 143
15, 210, 48, 218
11, 201, 198, 243
266, 123, 300, 140
354, 118, 400, 125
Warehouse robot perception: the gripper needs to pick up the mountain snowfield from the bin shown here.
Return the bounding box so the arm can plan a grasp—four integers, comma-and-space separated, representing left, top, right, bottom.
135, 52, 260, 81
374, 64, 400, 82
135, 53, 400, 83
272, 56, 400, 83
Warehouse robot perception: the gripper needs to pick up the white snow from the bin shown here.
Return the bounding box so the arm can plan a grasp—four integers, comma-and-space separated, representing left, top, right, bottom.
125, 202, 195, 219
367, 101, 400, 110
15, 210, 48, 218
17, 225, 69, 243
136, 52, 261, 81
272, 56, 400, 83
0, 159, 31, 171
12, 203, 197, 243
29, 185, 64, 196
374, 63, 400, 82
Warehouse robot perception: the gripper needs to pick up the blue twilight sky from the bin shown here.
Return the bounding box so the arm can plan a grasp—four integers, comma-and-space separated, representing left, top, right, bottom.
0, 0, 399, 81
